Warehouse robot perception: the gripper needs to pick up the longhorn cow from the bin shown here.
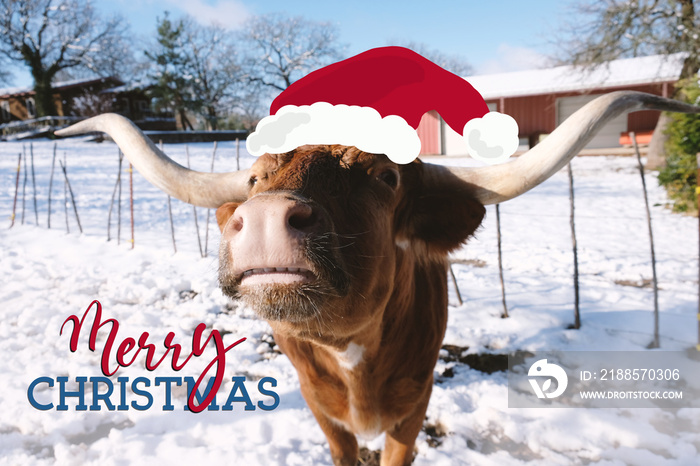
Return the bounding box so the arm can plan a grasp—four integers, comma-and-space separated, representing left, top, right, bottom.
57, 91, 699, 465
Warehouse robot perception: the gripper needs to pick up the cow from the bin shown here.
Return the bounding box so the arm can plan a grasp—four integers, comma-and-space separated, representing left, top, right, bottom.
57, 91, 699, 465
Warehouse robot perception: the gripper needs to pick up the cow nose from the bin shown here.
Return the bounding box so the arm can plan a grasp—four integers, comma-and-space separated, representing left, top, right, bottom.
228, 194, 322, 238
287, 202, 318, 233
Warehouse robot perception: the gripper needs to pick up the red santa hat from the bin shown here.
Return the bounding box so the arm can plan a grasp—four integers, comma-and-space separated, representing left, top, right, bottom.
247, 46, 519, 165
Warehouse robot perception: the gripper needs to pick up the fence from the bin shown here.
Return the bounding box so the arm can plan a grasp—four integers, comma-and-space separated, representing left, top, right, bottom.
4, 138, 697, 350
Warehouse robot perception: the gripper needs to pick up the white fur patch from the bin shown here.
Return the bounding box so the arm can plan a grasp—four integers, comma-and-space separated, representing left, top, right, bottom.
333, 342, 365, 370
395, 238, 410, 250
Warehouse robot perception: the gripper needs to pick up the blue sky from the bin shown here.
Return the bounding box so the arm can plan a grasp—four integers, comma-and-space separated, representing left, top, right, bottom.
8, 0, 576, 87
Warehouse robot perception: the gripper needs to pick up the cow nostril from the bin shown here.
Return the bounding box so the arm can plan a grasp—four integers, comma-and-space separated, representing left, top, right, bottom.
288, 206, 318, 232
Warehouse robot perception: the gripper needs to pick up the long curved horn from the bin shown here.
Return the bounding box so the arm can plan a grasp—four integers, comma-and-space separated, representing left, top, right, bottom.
55, 113, 250, 208
438, 91, 700, 205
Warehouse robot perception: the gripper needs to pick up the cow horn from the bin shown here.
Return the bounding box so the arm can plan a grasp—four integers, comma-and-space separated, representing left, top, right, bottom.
439, 91, 700, 205
55, 113, 250, 208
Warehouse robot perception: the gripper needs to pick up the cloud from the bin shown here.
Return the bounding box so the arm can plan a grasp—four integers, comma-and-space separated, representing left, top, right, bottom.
165, 0, 250, 28
476, 43, 550, 75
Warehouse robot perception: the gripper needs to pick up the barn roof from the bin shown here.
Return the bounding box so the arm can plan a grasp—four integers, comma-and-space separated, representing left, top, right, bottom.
466, 53, 686, 99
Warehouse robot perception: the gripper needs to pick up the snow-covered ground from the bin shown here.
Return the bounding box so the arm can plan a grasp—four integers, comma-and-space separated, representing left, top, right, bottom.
1, 138, 698, 465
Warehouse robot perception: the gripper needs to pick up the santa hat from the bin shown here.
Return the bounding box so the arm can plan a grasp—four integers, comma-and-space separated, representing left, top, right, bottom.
247, 46, 519, 165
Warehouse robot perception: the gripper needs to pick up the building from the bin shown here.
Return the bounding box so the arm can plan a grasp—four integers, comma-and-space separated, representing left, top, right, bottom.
417, 53, 686, 156
0, 77, 175, 138
0, 77, 125, 123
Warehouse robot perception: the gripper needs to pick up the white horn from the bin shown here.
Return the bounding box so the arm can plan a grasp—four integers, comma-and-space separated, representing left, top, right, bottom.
55, 114, 250, 208
439, 91, 700, 205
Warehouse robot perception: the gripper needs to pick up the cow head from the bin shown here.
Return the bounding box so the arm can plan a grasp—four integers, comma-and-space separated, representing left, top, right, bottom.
214, 145, 484, 342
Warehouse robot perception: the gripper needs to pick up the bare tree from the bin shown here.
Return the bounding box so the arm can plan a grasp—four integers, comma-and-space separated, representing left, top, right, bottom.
241, 13, 345, 92
387, 40, 473, 76
552, 0, 700, 168
181, 17, 243, 130
0, 0, 132, 117
0, 56, 12, 85
69, 90, 115, 117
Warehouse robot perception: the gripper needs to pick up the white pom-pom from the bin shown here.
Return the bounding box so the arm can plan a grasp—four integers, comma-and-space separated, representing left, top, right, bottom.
463, 112, 519, 165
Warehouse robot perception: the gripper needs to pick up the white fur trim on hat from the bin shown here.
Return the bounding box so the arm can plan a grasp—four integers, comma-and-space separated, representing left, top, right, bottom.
463, 112, 519, 165
246, 102, 422, 164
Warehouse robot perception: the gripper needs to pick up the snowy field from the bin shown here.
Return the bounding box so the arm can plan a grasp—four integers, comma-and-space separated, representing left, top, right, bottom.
1, 138, 699, 465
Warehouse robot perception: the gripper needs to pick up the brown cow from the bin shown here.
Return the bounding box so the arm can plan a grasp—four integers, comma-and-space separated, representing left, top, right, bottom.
57, 92, 699, 465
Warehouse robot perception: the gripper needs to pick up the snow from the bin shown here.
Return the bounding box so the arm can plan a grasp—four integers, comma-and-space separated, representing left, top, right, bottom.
1, 139, 699, 465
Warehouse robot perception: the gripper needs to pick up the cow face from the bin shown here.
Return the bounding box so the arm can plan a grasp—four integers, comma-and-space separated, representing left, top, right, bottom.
216, 145, 485, 341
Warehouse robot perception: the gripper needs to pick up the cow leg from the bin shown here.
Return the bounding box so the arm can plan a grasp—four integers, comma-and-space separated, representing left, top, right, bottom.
380, 389, 431, 466
311, 411, 358, 466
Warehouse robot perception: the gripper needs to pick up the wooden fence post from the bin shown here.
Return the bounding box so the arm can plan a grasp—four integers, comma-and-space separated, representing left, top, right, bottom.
21, 147, 27, 224
30, 142, 38, 225
59, 159, 83, 234
47, 143, 57, 228
10, 153, 21, 228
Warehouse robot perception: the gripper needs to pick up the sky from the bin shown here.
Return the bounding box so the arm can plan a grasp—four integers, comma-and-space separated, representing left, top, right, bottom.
6, 0, 576, 88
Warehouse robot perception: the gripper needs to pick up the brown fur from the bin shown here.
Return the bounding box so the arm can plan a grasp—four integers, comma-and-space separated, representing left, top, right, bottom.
217, 145, 485, 465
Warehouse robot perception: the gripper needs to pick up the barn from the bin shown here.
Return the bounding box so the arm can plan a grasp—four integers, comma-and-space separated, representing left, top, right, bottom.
417, 53, 686, 156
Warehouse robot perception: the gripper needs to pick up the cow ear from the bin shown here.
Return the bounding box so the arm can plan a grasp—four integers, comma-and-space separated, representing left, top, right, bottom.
216, 202, 241, 232
397, 164, 486, 255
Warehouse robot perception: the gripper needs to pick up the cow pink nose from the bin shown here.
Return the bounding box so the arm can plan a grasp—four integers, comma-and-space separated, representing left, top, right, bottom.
228, 194, 321, 238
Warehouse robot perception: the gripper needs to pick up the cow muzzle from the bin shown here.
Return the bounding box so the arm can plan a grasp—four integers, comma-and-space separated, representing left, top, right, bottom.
218, 191, 350, 322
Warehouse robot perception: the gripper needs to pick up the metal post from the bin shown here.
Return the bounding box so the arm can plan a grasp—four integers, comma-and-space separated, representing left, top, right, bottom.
568, 163, 581, 329
496, 204, 509, 318
448, 263, 463, 306
129, 162, 134, 249
631, 132, 659, 348
186, 145, 204, 257
204, 141, 217, 257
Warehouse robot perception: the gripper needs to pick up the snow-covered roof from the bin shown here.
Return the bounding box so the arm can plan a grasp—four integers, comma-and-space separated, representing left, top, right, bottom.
0, 76, 123, 97
466, 53, 686, 99
101, 80, 153, 94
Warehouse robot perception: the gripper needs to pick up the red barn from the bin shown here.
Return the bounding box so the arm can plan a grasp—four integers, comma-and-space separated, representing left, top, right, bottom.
417, 53, 686, 156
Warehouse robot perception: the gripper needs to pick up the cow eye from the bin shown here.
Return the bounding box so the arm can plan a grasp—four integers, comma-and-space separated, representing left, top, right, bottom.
377, 168, 399, 189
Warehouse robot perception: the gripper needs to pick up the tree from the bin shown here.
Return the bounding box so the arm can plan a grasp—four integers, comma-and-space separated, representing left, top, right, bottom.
0, 0, 132, 117
240, 13, 345, 92
387, 40, 473, 76
552, 0, 700, 168
180, 17, 243, 130
145, 12, 197, 130
658, 78, 700, 213
145, 13, 246, 131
